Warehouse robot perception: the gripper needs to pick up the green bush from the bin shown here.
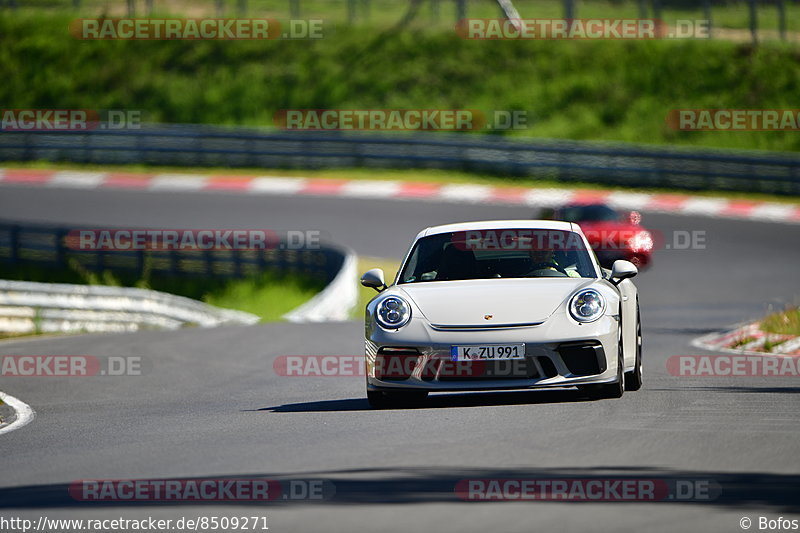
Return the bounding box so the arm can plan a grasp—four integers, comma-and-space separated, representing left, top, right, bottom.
1, 13, 798, 151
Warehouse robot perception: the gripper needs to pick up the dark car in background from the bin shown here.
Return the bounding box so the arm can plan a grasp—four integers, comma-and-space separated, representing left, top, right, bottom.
542, 203, 654, 269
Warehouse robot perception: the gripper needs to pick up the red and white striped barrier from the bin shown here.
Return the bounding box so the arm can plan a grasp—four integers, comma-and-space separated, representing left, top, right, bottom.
2, 168, 799, 224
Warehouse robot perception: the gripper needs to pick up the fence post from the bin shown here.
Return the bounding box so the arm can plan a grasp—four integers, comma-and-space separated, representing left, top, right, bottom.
455, 0, 467, 22
347, 0, 357, 24
126, 0, 135, 16
204, 250, 214, 276
637, 0, 647, 19
233, 250, 243, 278
238, 0, 247, 15
290, 0, 300, 18
651, 0, 662, 21
169, 251, 179, 277
55, 230, 67, 269
777, 0, 786, 41
748, 0, 757, 44
702, 0, 712, 38
564, 0, 575, 20
9, 225, 20, 266
216, 0, 225, 17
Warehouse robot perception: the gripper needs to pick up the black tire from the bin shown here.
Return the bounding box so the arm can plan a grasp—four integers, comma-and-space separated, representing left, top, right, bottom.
624, 301, 643, 391
367, 390, 390, 409
367, 390, 428, 409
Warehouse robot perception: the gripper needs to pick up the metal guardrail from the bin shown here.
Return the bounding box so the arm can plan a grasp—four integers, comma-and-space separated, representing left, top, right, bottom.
0, 220, 358, 329
0, 124, 798, 194
0, 220, 345, 285
0, 279, 260, 333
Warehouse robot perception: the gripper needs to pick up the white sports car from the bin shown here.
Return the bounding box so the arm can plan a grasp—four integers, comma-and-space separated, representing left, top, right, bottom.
361, 220, 642, 409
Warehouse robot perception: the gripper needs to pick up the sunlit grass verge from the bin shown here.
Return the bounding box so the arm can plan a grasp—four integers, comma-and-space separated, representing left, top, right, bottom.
0, 263, 326, 324
761, 307, 800, 336
201, 274, 324, 321
354, 257, 401, 319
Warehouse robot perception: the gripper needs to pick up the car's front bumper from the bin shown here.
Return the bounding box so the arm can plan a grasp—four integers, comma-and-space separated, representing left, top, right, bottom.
366, 313, 620, 393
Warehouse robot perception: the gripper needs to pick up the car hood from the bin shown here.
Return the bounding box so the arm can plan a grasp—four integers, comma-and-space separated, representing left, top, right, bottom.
396, 278, 595, 327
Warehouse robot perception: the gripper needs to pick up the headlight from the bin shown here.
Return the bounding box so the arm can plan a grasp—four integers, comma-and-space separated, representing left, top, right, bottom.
628, 231, 653, 253
569, 289, 605, 323
376, 296, 411, 329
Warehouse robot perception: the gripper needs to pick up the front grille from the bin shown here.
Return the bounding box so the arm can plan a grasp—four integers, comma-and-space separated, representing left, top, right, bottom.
558, 341, 605, 376
537, 356, 559, 378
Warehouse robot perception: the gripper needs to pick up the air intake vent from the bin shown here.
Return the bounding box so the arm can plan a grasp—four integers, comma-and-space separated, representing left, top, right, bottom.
375, 347, 420, 380
558, 341, 605, 376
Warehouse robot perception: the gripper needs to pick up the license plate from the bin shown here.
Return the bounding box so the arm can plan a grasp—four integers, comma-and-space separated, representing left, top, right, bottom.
450, 344, 525, 361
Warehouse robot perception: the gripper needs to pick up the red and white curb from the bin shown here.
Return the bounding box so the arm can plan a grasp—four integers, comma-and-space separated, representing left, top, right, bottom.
0, 391, 35, 436
692, 321, 800, 356
1, 168, 799, 224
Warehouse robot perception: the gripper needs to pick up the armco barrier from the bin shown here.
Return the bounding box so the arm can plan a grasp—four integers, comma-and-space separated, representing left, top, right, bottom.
0, 221, 344, 285
0, 279, 260, 333
0, 221, 358, 329
0, 124, 798, 195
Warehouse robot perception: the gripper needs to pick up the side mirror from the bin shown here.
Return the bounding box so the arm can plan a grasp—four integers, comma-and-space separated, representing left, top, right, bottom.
610, 259, 638, 285
360, 268, 387, 292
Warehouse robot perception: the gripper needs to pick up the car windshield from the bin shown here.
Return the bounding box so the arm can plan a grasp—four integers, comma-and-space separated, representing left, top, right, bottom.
399, 229, 597, 283
558, 205, 619, 222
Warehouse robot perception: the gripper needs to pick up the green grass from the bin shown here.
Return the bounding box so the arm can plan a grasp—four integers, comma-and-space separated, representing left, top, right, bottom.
202, 273, 324, 321
1, 13, 799, 152
761, 307, 800, 336
730, 335, 755, 348
0, 262, 326, 322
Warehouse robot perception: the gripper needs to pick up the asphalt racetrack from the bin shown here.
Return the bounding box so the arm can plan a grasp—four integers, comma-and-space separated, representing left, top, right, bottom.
0, 184, 799, 533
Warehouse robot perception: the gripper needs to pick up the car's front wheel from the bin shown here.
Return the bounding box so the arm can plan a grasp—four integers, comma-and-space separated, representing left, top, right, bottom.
367, 390, 428, 409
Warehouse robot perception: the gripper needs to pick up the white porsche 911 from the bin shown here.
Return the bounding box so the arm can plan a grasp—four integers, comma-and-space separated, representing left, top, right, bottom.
361, 220, 642, 409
